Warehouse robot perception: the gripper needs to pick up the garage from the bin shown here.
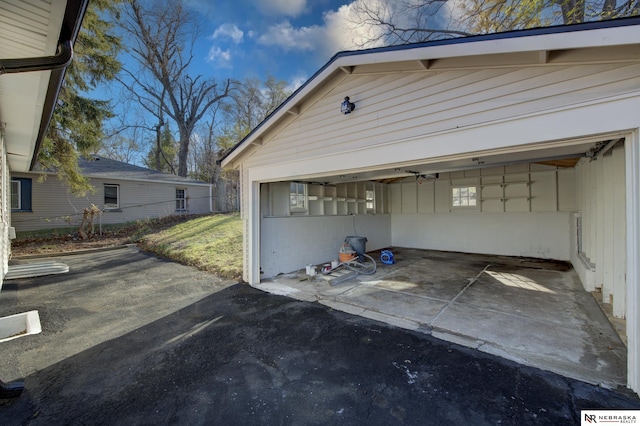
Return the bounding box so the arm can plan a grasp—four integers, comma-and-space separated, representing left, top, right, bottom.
221, 18, 640, 392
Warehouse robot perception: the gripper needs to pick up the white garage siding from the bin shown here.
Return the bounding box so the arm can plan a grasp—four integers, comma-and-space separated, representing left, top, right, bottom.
258, 181, 391, 278
11, 174, 212, 232
390, 162, 575, 260
0, 137, 8, 291
242, 63, 640, 171
573, 142, 627, 318
260, 215, 391, 278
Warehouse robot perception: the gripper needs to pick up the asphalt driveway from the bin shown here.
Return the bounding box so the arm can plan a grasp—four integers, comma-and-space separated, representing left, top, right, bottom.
0, 247, 639, 425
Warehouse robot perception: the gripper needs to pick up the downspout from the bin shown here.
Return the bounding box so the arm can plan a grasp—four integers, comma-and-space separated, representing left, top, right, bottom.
209, 185, 213, 213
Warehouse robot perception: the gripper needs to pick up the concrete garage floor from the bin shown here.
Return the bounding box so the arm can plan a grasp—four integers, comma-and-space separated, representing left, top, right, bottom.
258, 248, 627, 388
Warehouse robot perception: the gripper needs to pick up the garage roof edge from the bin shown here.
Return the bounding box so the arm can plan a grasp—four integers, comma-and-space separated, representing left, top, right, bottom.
220, 16, 640, 169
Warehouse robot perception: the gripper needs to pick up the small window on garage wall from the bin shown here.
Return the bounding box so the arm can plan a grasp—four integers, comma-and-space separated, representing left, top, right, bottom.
451, 185, 478, 209
176, 188, 187, 211
104, 184, 119, 210
366, 182, 375, 213
10, 178, 32, 212
290, 182, 307, 213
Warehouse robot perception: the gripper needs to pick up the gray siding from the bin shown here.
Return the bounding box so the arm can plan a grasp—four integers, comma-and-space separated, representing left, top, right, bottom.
12, 174, 211, 232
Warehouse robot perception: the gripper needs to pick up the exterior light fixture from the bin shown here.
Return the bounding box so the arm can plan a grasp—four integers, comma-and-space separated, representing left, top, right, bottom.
341, 96, 355, 114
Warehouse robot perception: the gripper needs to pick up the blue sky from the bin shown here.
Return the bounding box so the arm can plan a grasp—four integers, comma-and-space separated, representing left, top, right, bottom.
98, 1, 394, 162
184, 0, 384, 89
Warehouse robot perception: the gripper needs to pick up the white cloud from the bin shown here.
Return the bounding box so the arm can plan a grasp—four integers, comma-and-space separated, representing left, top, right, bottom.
322, 2, 388, 51
259, 0, 307, 18
257, 20, 319, 52
286, 74, 308, 93
212, 23, 244, 44
256, 1, 387, 58
207, 46, 233, 67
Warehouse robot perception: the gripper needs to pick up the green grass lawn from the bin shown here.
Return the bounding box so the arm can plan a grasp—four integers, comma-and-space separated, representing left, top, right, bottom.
14, 213, 244, 280
137, 213, 243, 279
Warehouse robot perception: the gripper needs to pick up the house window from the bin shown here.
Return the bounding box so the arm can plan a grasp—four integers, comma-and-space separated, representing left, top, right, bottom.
104, 184, 119, 209
452, 185, 477, 207
290, 182, 307, 213
176, 189, 187, 211
10, 178, 32, 212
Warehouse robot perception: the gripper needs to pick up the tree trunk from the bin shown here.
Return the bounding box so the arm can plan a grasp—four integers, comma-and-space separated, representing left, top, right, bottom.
155, 122, 162, 171
177, 125, 190, 177
557, 0, 585, 24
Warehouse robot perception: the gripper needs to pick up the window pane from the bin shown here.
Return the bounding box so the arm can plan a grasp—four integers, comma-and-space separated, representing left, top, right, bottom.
10, 181, 19, 210
104, 185, 118, 206
176, 189, 186, 210
452, 185, 479, 208
290, 182, 307, 211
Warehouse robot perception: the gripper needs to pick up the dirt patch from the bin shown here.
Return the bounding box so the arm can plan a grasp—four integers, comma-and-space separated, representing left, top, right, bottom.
11, 235, 131, 257
10, 215, 201, 257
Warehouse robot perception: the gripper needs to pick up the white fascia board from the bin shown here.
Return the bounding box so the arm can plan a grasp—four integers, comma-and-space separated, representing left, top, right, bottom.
337, 25, 640, 66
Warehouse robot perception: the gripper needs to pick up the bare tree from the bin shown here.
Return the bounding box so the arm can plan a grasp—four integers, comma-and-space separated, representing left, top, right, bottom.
222, 76, 292, 146
349, 0, 472, 46
349, 0, 639, 46
190, 103, 222, 184
99, 134, 141, 163
119, 0, 231, 176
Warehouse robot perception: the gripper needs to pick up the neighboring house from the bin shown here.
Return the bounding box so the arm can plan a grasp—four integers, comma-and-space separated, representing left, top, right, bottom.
11, 156, 214, 232
222, 18, 640, 391
0, 0, 88, 290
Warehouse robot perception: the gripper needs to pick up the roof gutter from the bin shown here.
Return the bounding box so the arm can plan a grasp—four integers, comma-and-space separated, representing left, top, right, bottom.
0, 0, 88, 171
0, 40, 73, 75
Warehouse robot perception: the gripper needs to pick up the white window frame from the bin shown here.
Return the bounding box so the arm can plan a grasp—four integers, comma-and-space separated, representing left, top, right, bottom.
290, 182, 307, 213
451, 185, 478, 209
10, 180, 20, 210
176, 188, 187, 211
366, 188, 375, 213
104, 184, 120, 210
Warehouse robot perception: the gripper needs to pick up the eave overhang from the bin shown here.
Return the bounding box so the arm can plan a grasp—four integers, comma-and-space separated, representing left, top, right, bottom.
0, 0, 89, 172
